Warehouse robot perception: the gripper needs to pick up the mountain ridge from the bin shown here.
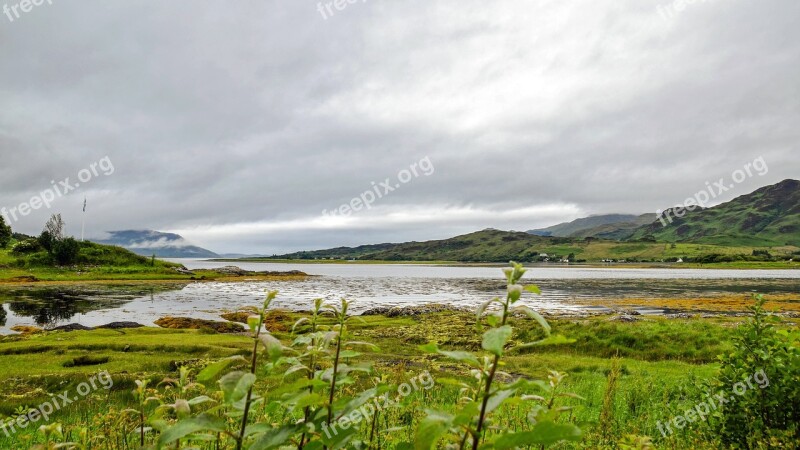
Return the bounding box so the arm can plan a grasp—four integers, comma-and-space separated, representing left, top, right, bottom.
258, 179, 799, 262
631, 178, 800, 246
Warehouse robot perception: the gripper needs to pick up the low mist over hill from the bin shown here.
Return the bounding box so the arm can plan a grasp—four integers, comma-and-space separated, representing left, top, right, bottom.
95, 230, 219, 258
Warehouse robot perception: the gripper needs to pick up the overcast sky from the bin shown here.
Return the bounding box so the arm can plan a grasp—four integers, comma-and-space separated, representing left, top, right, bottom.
1, 0, 798, 254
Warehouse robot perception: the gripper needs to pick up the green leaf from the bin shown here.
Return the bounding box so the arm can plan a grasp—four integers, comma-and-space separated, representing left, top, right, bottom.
197, 356, 247, 382
291, 392, 325, 410
493, 421, 582, 448
319, 423, 358, 449
419, 343, 440, 353
247, 424, 296, 450
513, 306, 550, 336
435, 377, 471, 388
247, 315, 262, 333
187, 395, 215, 406
485, 388, 516, 414
264, 290, 278, 309
338, 350, 362, 359
157, 414, 227, 446
291, 317, 310, 333
452, 401, 480, 426
338, 387, 379, 419
438, 350, 481, 367
414, 412, 453, 450
475, 298, 496, 321
259, 334, 284, 362
524, 284, 541, 295
482, 325, 513, 356
219, 371, 256, 406
344, 340, 380, 351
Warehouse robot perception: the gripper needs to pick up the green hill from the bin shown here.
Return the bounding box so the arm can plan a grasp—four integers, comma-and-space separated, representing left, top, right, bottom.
631, 179, 800, 246
566, 213, 657, 240
528, 214, 649, 237
264, 180, 800, 263
264, 228, 797, 263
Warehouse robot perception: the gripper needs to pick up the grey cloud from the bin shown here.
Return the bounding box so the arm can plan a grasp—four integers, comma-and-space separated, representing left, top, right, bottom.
0, 0, 798, 254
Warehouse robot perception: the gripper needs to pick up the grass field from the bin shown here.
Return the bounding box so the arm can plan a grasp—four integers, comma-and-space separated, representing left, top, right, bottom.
0, 243, 308, 283
0, 310, 771, 449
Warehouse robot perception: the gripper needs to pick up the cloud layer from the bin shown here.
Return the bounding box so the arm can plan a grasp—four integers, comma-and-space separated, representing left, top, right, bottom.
1, 0, 798, 253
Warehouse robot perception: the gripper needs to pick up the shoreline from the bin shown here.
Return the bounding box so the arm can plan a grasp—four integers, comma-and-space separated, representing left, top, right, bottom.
208, 258, 800, 270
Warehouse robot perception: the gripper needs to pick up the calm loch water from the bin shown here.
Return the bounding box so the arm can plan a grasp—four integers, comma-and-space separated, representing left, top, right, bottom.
1, 261, 798, 333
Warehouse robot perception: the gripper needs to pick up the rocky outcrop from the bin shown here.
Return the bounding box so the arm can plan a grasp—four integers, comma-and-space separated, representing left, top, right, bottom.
154, 316, 245, 333
361, 304, 470, 317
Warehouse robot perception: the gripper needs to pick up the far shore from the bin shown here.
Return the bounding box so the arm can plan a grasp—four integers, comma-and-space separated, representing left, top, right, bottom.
207, 258, 800, 270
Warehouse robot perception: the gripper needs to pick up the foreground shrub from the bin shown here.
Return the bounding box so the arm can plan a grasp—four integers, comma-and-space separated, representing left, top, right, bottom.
705, 295, 800, 447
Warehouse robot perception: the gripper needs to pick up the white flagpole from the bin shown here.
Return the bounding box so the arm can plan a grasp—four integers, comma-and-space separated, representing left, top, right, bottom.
81, 197, 86, 242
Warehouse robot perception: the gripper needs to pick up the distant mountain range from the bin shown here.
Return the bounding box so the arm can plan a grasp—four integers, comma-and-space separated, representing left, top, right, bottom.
259, 179, 800, 262
528, 213, 657, 240
95, 230, 220, 258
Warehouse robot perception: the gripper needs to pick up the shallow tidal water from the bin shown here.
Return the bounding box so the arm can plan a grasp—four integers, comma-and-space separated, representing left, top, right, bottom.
1, 261, 798, 333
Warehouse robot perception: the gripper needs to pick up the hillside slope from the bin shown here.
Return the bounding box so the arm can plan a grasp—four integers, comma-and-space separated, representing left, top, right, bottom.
528, 214, 652, 238
568, 214, 657, 240
631, 179, 800, 246
263, 229, 797, 263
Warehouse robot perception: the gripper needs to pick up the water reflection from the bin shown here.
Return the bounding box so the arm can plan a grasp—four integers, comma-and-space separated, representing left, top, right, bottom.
0, 266, 798, 334
0, 284, 186, 329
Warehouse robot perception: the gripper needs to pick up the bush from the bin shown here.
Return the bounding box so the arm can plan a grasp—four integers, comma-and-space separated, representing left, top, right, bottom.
0, 216, 11, 248
705, 295, 800, 446
63, 355, 110, 367
53, 237, 80, 265
38, 230, 54, 254
11, 238, 42, 255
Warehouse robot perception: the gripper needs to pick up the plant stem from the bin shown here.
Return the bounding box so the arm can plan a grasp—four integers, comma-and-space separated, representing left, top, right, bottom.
368, 410, 379, 449
327, 327, 344, 426
298, 332, 317, 450
236, 315, 264, 450
471, 295, 511, 449
140, 407, 145, 447
473, 353, 501, 450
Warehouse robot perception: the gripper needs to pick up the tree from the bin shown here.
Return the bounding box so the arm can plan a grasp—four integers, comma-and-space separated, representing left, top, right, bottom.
44, 214, 65, 241
40, 214, 65, 254
53, 237, 80, 265
0, 215, 11, 249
